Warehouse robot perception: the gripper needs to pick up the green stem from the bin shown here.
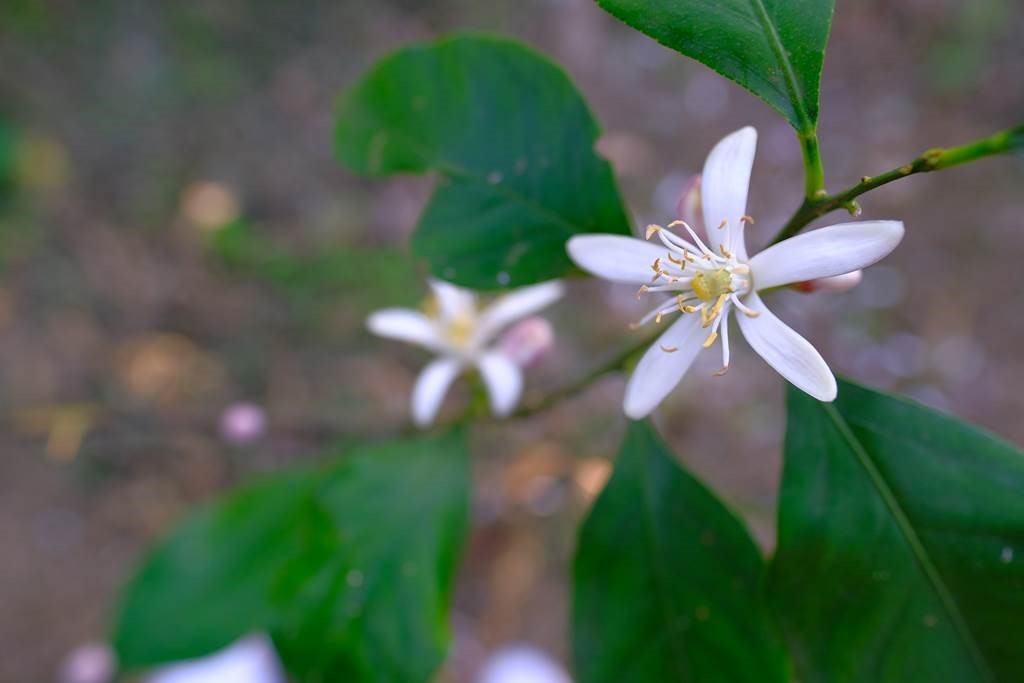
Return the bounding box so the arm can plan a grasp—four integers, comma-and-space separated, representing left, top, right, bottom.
799, 130, 827, 200
770, 123, 1023, 245
509, 329, 659, 420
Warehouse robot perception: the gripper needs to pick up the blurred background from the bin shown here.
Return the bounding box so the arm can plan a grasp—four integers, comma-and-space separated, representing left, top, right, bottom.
0, 0, 1021, 680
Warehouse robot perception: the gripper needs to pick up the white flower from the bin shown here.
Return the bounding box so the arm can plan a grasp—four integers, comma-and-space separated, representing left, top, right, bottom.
367, 279, 564, 426
567, 127, 904, 418
147, 634, 284, 683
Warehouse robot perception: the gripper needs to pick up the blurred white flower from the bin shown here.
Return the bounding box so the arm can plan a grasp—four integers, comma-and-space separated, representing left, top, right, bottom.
568, 127, 904, 417
368, 279, 563, 426
478, 645, 572, 683
147, 634, 283, 683
218, 402, 267, 445
60, 642, 115, 683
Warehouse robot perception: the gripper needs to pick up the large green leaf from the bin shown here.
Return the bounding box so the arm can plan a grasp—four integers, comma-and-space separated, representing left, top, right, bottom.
595, 0, 835, 131
771, 380, 1024, 681
573, 421, 788, 682
335, 33, 631, 290
113, 431, 470, 681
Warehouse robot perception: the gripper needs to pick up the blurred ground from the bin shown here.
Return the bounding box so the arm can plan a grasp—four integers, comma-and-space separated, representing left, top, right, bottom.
0, 0, 1022, 680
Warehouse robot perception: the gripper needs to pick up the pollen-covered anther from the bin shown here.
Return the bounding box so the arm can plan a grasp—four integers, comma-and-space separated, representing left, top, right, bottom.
660, 345, 678, 353
718, 218, 728, 230
645, 224, 662, 240
713, 365, 729, 377
740, 214, 755, 225
635, 284, 649, 300
702, 330, 718, 348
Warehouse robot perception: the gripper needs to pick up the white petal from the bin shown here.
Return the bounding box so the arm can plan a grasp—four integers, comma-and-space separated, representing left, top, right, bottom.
736, 292, 836, 401
701, 127, 757, 260
566, 234, 668, 284
623, 314, 705, 419
749, 221, 904, 291
367, 308, 445, 351
411, 357, 462, 426
477, 351, 523, 417
477, 280, 564, 342
429, 278, 477, 320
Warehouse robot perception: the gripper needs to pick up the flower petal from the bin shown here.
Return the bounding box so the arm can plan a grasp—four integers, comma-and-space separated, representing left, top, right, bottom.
477, 351, 523, 417
477, 280, 564, 342
411, 357, 462, 427
736, 292, 836, 401
566, 234, 668, 284
701, 126, 757, 260
429, 278, 477, 320
366, 308, 445, 351
749, 220, 904, 291
623, 314, 705, 419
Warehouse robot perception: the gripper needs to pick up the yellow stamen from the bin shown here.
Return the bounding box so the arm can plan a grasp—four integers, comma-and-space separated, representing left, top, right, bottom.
645, 224, 661, 239
702, 330, 718, 348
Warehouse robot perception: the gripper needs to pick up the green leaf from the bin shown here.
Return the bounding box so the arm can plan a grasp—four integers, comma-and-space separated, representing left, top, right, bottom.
335, 33, 631, 290
573, 421, 788, 682
113, 431, 470, 681
771, 380, 1024, 681
595, 0, 835, 131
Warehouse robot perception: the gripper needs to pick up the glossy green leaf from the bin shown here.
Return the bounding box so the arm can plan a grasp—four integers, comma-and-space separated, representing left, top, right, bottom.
113, 431, 470, 681
573, 421, 788, 682
595, 0, 835, 131
771, 380, 1024, 681
335, 33, 631, 289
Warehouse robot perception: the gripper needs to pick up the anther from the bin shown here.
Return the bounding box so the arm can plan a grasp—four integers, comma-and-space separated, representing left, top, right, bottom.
635, 285, 648, 300
713, 366, 730, 376
645, 224, 662, 240
740, 215, 755, 224
702, 330, 719, 348
660, 345, 679, 353
718, 218, 728, 230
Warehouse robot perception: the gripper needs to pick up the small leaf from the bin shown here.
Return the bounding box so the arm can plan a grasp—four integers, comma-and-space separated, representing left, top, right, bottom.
335, 33, 631, 289
573, 421, 788, 682
113, 431, 470, 682
771, 380, 1024, 681
595, 0, 835, 131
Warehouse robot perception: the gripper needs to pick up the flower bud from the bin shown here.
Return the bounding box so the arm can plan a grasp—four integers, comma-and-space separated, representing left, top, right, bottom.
675, 173, 704, 234
497, 317, 555, 368
792, 269, 863, 293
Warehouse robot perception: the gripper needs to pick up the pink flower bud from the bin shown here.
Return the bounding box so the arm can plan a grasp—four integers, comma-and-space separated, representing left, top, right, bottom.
793, 270, 863, 293
218, 403, 267, 445
497, 317, 555, 368
675, 173, 704, 235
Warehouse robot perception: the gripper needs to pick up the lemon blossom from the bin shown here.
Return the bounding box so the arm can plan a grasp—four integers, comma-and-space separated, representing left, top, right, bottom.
567, 127, 904, 418
367, 279, 564, 426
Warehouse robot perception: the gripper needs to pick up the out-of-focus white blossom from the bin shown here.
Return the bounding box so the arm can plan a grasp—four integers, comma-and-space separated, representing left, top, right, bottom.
478, 645, 572, 683
497, 316, 555, 368
59, 642, 115, 683
218, 402, 267, 445
147, 634, 284, 683
368, 279, 563, 426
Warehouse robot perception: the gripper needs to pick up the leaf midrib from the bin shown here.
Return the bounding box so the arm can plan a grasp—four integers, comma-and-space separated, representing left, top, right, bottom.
746, 0, 814, 133
821, 402, 993, 680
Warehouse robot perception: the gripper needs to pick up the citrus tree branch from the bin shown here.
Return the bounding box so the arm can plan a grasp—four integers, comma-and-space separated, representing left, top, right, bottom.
771, 123, 1024, 245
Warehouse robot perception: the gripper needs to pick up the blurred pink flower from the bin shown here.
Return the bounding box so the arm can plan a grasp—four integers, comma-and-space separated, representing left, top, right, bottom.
218, 402, 267, 445
59, 642, 115, 683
